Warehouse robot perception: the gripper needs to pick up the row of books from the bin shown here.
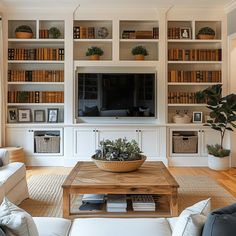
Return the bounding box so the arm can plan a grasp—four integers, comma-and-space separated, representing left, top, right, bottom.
168, 49, 221, 61
168, 92, 206, 104
168, 27, 191, 39
8, 48, 64, 61
73, 26, 97, 39
8, 70, 64, 82
122, 28, 159, 39
39, 29, 50, 38
8, 91, 64, 103
168, 70, 222, 83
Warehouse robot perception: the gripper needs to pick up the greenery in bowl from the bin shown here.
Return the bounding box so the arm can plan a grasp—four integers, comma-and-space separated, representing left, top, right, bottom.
198, 27, 215, 36
94, 138, 142, 161
49, 27, 61, 39
15, 25, 33, 33
131, 45, 148, 56
86, 46, 104, 56
203, 84, 236, 157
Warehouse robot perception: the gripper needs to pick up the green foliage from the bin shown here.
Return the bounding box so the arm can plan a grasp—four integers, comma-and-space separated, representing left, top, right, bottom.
131, 45, 148, 56
203, 84, 236, 155
49, 27, 61, 39
94, 138, 142, 161
15, 25, 33, 33
207, 144, 230, 158
198, 27, 215, 36
195, 91, 206, 103
86, 46, 104, 56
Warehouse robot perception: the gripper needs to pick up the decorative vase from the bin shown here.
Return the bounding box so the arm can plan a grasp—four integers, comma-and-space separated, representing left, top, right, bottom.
15, 32, 33, 39
208, 154, 230, 171
90, 54, 100, 60
197, 34, 215, 40
91, 155, 147, 173
135, 54, 145, 60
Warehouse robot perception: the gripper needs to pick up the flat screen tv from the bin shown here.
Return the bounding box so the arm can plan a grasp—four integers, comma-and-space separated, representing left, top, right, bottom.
76, 72, 156, 117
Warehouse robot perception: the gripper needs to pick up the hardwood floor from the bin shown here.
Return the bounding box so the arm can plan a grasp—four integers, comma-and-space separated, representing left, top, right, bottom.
26, 166, 236, 197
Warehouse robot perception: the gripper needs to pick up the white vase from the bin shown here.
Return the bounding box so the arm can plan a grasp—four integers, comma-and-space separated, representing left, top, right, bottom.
208, 154, 230, 171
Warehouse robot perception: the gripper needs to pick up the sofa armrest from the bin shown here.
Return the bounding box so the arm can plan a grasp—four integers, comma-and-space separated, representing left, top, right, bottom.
0, 149, 10, 166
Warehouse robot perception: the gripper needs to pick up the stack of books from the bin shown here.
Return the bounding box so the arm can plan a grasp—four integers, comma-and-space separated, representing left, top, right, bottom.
131, 195, 156, 211
106, 195, 127, 212
79, 194, 105, 211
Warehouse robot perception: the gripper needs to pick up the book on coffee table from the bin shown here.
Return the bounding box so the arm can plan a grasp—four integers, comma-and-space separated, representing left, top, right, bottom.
131, 195, 156, 211
82, 194, 105, 203
106, 194, 127, 212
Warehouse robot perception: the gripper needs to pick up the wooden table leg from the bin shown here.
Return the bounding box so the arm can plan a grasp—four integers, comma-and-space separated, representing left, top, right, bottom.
63, 188, 70, 219
170, 189, 178, 217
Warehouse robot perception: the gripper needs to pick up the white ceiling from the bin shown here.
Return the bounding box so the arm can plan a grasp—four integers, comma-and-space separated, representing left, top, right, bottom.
0, 0, 235, 9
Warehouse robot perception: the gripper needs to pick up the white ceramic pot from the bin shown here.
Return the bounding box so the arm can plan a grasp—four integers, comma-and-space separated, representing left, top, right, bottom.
208, 154, 230, 171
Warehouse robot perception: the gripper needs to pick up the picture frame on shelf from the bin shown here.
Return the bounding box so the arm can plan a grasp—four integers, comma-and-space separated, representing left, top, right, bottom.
8, 108, 18, 123
193, 111, 203, 123
180, 27, 191, 39
34, 110, 45, 123
48, 108, 59, 123
18, 109, 31, 123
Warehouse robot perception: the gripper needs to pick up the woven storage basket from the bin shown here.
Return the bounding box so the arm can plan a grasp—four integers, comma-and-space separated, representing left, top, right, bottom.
15, 32, 33, 39
197, 34, 215, 40
173, 136, 198, 153
91, 155, 146, 173
35, 135, 60, 153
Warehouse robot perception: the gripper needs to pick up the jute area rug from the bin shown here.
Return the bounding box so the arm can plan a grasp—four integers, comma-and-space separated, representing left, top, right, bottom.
20, 174, 236, 217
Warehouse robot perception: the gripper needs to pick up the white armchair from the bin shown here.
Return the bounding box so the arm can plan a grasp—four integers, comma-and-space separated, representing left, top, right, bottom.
0, 148, 29, 204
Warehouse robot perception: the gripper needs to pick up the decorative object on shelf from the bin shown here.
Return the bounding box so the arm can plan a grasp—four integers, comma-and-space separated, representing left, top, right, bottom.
180, 27, 191, 39
195, 90, 206, 103
192, 111, 203, 123
197, 27, 215, 40
203, 84, 236, 170
8, 108, 18, 123
131, 45, 149, 60
92, 138, 146, 172
86, 46, 104, 60
173, 110, 191, 124
47, 108, 59, 123
97, 27, 109, 39
18, 109, 31, 122
49, 27, 61, 39
34, 110, 46, 123
15, 25, 33, 39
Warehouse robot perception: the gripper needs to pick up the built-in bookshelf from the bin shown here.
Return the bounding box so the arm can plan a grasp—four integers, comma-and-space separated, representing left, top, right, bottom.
167, 20, 222, 124
7, 19, 65, 124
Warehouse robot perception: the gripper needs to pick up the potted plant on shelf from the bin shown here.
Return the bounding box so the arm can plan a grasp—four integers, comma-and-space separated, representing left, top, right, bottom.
49, 27, 61, 39
92, 138, 146, 173
131, 45, 148, 60
197, 27, 215, 40
195, 90, 206, 103
203, 84, 236, 170
15, 25, 33, 39
86, 46, 104, 60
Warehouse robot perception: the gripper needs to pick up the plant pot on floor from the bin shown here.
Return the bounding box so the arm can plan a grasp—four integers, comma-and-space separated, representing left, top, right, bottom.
208, 154, 230, 171
135, 54, 145, 60
90, 54, 100, 60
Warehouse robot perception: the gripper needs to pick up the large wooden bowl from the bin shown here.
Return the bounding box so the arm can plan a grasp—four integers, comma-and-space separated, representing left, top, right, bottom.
197, 34, 215, 40
91, 155, 147, 173
15, 32, 33, 39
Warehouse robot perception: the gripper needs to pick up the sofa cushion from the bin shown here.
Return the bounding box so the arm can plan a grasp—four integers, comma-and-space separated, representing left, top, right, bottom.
202, 203, 236, 236
0, 162, 26, 194
69, 218, 172, 236
0, 150, 9, 166
167, 217, 178, 231
34, 217, 71, 236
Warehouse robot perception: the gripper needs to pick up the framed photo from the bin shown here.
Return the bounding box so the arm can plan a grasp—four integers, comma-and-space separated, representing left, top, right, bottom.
34, 110, 45, 122
48, 108, 59, 123
193, 111, 203, 123
180, 27, 191, 39
18, 109, 31, 123
8, 108, 18, 123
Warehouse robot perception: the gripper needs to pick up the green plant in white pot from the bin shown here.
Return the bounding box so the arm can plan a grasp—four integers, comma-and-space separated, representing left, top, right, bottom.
203, 84, 236, 170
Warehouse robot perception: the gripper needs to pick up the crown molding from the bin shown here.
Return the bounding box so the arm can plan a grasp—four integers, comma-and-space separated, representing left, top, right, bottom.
225, 0, 236, 13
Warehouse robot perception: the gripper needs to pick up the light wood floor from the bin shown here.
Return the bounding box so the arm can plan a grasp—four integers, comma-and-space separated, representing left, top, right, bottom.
26, 166, 236, 197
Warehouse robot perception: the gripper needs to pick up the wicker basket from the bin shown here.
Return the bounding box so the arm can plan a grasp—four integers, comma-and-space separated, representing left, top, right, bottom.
15, 32, 33, 39
173, 136, 198, 153
91, 155, 147, 173
35, 135, 60, 153
197, 34, 215, 40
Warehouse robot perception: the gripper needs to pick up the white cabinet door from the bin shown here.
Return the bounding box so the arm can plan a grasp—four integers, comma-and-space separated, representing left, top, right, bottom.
6, 128, 34, 156
139, 128, 160, 157
201, 129, 221, 156
74, 128, 96, 159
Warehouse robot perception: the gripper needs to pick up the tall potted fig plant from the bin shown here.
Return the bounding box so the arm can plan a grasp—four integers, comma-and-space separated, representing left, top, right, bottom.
203, 84, 236, 170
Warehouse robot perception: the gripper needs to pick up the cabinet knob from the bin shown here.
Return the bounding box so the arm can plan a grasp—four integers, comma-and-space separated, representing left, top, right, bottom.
136, 130, 138, 132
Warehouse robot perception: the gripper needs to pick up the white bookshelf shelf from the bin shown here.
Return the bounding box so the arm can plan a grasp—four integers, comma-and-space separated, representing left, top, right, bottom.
8, 39, 65, 43
7, 82, 64, 85
168, 82, 222, 86
74, 39, 112, 42
7, 103, 64, 106
168, 39, 222, 43
120, 39, 159, 42
8, 60, 64, 64
168, 61, 222, 64
168, 103, 207, 107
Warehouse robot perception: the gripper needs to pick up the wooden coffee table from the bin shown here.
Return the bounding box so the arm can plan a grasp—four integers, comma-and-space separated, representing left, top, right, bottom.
62, 161, 179, 219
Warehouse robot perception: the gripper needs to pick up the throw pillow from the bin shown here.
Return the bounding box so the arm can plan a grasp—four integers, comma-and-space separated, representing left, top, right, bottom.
0, 197, 39, 236
202, 203, 236, 236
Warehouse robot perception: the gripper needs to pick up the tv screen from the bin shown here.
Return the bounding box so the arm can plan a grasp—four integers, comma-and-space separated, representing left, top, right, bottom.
77, 73, 156, 117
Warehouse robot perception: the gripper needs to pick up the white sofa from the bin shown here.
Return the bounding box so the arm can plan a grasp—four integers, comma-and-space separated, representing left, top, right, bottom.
0, 149, 29, 204
33, 217, 177, 236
